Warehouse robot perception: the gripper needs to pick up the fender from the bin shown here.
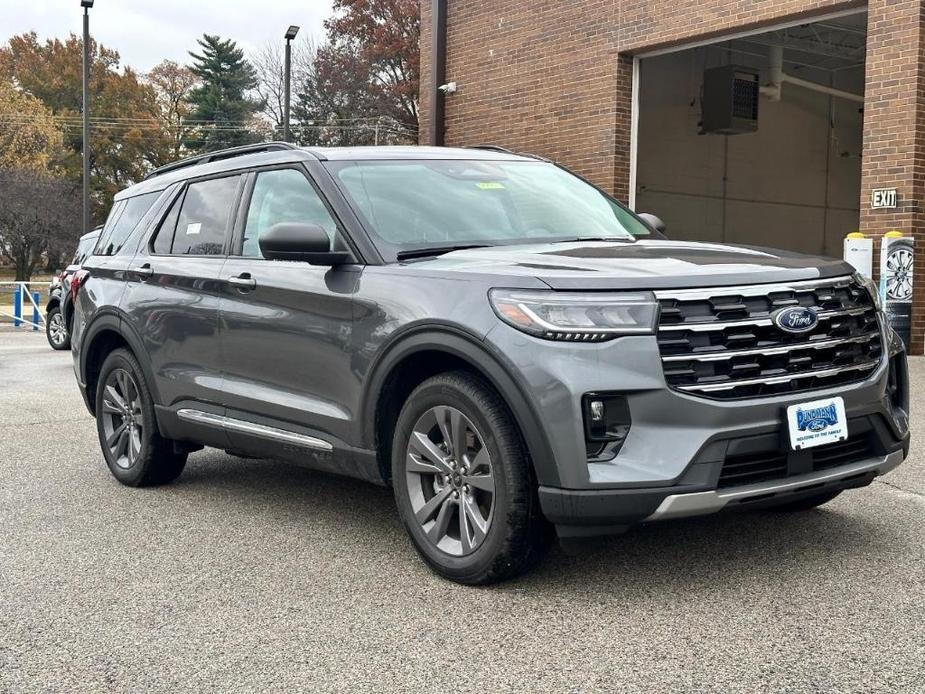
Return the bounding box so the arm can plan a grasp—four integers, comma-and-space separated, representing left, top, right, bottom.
80, 308, 163, 410
360, 325, 561, 487
45, 294, 61, 313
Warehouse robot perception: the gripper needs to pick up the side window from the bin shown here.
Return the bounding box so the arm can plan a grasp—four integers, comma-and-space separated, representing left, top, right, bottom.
95, 193, 159, 256
151, 175, 240, 256
93, 201, 126, 256
242, 169, 338, 258
73, 235, 97, 264
151, 192, 183, 255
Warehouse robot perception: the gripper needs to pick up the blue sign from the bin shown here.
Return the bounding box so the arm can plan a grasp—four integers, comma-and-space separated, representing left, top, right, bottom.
795, 403, 839, 432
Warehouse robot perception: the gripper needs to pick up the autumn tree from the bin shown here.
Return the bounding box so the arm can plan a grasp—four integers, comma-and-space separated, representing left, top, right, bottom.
0, 80, 65, 172
0, 33, 167, 224
146, 60, 198, 160
186, 35, 262, 150
293, 0, 419, 145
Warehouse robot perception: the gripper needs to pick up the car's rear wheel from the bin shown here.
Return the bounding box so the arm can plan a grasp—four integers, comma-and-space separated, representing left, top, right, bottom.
392, 371, 546, 584
770, 489, 842, 512
45, 307, 70, 350
95, 348, 187, 487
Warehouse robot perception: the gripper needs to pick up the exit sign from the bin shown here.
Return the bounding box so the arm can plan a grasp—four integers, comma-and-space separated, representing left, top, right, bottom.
871, 188, 898, 209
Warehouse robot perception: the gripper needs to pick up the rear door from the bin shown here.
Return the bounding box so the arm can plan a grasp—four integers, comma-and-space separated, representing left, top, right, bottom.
217, 165, 361, 460
123, 173, 244, 444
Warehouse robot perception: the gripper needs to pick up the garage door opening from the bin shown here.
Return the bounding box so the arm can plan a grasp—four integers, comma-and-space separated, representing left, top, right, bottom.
634, 12, 867, 258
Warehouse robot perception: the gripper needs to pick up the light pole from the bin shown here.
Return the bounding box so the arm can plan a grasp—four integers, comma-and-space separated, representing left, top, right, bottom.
283, 25, 299, 142
81, 0, 94, 235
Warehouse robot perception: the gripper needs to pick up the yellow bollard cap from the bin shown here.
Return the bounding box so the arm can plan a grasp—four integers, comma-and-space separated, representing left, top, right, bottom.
846, 232, 865, 239
884, 230, 905, 238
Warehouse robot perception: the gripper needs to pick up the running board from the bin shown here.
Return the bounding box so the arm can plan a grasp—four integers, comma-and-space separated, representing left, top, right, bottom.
176, 408, 333, 452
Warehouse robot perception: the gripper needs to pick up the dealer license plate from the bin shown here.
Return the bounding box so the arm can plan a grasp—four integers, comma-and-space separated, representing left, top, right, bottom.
786, 396, 848, 450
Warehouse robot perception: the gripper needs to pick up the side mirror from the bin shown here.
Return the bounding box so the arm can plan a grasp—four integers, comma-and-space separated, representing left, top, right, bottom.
637, 213, 667, 236
259, 223, 350, 265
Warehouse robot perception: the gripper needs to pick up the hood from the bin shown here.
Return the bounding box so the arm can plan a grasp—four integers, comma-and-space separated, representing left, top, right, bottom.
406, 240, 855, 290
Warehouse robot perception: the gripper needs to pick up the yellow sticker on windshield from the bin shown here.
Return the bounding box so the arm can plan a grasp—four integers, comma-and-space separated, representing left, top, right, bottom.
476, 182, 505, 190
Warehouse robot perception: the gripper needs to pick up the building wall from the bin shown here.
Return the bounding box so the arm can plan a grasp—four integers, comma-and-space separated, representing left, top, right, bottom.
858, 0, 925, 353
422, 1, 625, 191
421, 0, 861, 198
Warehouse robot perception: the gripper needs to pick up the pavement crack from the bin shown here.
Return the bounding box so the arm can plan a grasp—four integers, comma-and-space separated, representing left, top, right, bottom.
875, 478, 925, 498
0, 416, 92, 429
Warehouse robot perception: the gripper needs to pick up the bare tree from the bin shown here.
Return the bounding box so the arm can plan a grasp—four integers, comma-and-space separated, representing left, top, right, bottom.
0, 168, 81, 281
251, 37, 314, 138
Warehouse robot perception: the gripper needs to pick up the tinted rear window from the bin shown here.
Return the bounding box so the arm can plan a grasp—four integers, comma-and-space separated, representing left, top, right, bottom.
150, 176, 240, 256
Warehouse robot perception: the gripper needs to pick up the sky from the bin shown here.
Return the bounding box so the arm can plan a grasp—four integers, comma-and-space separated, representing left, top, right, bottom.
0, 0, 333, 72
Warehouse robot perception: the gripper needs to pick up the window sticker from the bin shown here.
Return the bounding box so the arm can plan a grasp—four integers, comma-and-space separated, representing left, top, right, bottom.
186, 222, 202, 235
476, 182, 505, 190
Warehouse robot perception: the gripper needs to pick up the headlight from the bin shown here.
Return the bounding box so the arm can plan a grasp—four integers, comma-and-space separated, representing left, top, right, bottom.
854, 273, 883, 311
489, 289, 659, 341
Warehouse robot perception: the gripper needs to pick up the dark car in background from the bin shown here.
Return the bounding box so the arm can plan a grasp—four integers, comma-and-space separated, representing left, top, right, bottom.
45, 227, 100, 350
71, 143, 909, 584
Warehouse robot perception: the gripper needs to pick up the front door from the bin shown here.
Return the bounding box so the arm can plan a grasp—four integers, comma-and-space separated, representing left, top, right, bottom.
217, 166, 361, 462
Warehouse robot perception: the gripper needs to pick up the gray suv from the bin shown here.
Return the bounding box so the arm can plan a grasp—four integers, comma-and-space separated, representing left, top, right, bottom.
72, 143, 910, 584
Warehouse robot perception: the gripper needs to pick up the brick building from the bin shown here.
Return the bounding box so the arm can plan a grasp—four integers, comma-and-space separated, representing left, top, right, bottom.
419, 1, 925, 353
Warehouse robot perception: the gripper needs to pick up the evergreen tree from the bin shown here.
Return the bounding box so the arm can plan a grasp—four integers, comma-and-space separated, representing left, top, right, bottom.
186, 35, 262, 151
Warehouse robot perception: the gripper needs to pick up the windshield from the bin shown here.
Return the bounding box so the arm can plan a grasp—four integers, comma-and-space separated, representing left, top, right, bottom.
327, 160, 653, 259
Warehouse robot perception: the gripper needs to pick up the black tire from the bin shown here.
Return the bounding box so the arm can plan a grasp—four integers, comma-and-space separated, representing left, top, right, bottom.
770, 489, 842, 512
94, 348, 187, 487
45, 306, 70, 350
392, 371, 546, 584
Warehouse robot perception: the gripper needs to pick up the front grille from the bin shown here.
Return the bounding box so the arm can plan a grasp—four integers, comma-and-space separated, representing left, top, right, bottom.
718, 450, 788, 488
717, 433, 876, 489
811, 435, 876, 472
656, 277, 883, 399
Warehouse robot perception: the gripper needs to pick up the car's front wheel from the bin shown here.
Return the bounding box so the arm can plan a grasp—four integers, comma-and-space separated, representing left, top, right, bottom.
95, 348, 187, 487
45, 307, 70, 350
392, 371, 546, 584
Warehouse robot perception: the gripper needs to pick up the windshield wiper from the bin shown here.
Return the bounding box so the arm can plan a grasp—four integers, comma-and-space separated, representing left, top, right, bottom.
396, 244, 490, 261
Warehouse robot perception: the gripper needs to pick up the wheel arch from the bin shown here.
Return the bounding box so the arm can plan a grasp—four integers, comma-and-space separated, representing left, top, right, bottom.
81, 312, 160, 416
361, 327, 560, 487
45, 295, 61, 314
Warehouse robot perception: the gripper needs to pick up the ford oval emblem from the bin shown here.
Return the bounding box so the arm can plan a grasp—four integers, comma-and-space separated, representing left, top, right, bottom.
774, 306, 818, 334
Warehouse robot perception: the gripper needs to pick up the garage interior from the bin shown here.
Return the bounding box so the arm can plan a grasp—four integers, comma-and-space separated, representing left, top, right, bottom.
635, 12, 867, 258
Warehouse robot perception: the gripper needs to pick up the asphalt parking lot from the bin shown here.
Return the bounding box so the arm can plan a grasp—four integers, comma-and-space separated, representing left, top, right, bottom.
1, 329, 923, 693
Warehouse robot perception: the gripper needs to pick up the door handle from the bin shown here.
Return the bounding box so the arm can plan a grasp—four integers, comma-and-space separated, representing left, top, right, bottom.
132, 264, 153, 280
228, 274, 257, 291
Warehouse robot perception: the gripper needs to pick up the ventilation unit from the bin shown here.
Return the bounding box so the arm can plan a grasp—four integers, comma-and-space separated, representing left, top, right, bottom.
701, 66, 759, 135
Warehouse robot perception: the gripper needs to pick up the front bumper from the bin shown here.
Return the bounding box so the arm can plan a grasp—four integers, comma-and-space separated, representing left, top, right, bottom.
540, 443, 906, 537
487, 318, 910, 535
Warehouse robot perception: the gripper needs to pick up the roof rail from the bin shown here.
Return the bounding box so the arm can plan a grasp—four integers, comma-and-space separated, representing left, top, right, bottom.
143, 141, 300, 181
464, 144, 550, 162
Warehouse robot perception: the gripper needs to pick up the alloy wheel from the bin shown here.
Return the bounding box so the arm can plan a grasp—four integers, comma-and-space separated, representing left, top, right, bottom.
48, 313, 68, 347
405, 405, 496, 556
885, 246, 914, 301
100, 368, 144, 469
